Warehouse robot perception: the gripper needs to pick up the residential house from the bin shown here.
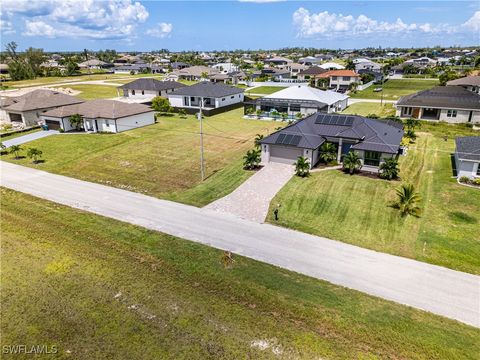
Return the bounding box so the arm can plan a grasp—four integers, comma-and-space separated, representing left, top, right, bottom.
40, 99, 155, 132
245, 85, 349, 118
447, 76, 480, 94
264, 56, 293, 67
315, 70, 361, 91
1, 89, 83, 127
170, 62, 189, 70
296, 66, 327, 81
78, 59, 111, 70
211, 62, 239, 73
176, 66, 219, 81
455, 136, 480, 178
167, 81, 244, 116
289, 63, 310, 78
113, 64, 163, 74
251, 67, 291, 81
396, 86, 480, 124
117, 79, 186, 103
319, 62, 345, 70
260, 112, 403, 170
355, 60, 382, 72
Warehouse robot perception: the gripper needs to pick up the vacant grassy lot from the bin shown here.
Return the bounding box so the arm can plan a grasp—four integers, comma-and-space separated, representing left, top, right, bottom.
268, 126, 480, 274
341, 102, 396, 117
54, 84, 119, 100
0, 109, 278, 206
350, 79, 439, 100
2, 189, 478, 360
246, 86, 286, 95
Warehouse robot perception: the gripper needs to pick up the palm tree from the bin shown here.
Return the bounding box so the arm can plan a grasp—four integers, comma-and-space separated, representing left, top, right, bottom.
200, 71, 209, 80
27, 147, 43, 163
69, 113, 83, 130
342, 151, 362, 175
243, 149, 261, 170
379, 158, 400, 180
319, 143, 337, 163
294, 156, 310, 177
9, 144, 22, 159
392, 183, 421, 217
254, 134, 264, 149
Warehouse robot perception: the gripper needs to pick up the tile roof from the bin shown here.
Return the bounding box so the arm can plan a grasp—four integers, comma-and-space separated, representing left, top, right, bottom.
169, 81, 244, 98
447, 76, 480, 87
455, 136, 480, 162
119, 78, 186, 91
315, 70, 360, 78
1, 89, 83, 112
397, 86, 480, 110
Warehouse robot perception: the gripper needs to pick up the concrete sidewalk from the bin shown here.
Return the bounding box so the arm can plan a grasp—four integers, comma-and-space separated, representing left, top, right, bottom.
2, 130, 58, 148
1, 161, 479, 328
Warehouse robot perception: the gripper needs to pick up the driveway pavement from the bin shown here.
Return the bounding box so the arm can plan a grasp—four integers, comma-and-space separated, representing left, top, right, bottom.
205, 163, 294, 222
1, 162, 479, 327
2, 130, 58, 148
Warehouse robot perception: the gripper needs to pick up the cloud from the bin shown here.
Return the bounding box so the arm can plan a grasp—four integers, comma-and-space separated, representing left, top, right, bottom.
146, 22, 173, 38
0, 19, 15, 34
1, 0, 150, 40
292, 7, 463, 38
463, 10, 480, 32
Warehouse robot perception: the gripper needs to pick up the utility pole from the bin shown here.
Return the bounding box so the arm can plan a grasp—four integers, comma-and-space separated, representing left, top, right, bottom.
198, 98, 205, 181
380, 67, 385, 106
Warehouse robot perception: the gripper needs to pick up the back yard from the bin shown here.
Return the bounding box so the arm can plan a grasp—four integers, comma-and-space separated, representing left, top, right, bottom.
0, 109, 279, 207
267, 124, 480, 274
2, 188, 478, 360
350, 78, 439, 100
246, 86, 286, 95
341, 102, 396, 117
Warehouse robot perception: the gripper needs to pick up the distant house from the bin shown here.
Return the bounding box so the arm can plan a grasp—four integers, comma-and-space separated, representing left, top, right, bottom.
251, 67, 291, 80
260, 112, 403, 170
355, 60, 382, 72
245, 85, 349, 118
170, 62, 189, 70
167, 81, 244, 115
289, 63, 309, 77
78, 59, 111, 70
454, 137, 480, 179
40, 99, 155, 132
447, 76, 480, 94
296, 66, 327, 81
264, 56, 293, 66
1, 89, 83, 127
117, 79, 186, 103
211, 62, 239, 73
319, 62, 345, 70
176, 66, 219, 81
396, 86, 480, 124
315, 70, 360, 91
113, 64, 163, 74
0, 63, 9, 74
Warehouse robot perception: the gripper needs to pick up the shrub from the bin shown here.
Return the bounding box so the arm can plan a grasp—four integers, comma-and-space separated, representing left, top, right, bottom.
152, 96, 172, 113
294, 156, 310, 177
459, 176, 470, 183
472, 178, 480, 186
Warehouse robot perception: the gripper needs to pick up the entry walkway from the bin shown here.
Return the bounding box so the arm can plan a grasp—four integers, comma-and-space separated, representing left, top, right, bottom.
205, 163, 294, 222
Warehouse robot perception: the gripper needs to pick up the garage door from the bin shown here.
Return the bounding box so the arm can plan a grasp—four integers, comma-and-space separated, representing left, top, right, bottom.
270, 145, 303, 164
45, 120, 61, 130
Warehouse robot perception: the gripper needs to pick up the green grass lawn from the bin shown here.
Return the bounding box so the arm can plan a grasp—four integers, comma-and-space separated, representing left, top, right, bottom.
246, 86, 286, 95
267, 126, 480, 274
350, 79, 439, 100
0, 127, 41, 139
0, 109, 278, 207
56, 84, 119, 100
341, 102, 396, 117
2, 188, 478, 359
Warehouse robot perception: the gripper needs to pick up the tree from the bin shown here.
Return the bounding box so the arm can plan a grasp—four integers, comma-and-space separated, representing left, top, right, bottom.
69, 113, 83, 130
27, 148, 43, 164
319, 143, 337, 163
379, 158, 400, 180
439, 70, 460, 86
65, 59, 80, 76
403, 118, 420, 142
392, 183, 421, 217
243, 149, 261, 170
345, 59, 355, 70
256, 109, 263, 119
151, 96, 172, 113
9, 145, 22, 159
254, 134, 264, 149
342, 151, 362, 175
294, 156, 310, 177
200, 71, 209, 80
281, 112, 288, 121
178, 109, 187, 118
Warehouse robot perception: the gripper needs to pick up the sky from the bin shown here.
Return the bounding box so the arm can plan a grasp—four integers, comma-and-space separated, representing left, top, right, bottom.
0, 1, 479, 52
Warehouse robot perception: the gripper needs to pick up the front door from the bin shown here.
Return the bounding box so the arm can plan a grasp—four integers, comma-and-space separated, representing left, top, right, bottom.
468, 111, 473, 123
95, 120, 99, 132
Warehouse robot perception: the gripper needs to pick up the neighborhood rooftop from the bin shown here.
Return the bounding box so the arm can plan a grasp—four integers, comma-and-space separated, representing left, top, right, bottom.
170, 81, 244, 97
455, 136, 480, 162
447, 76, 480, 87
397, 86, 480, 110
263, 85, 349, 106
119, 78, 186, 91
1, 89, 83, 112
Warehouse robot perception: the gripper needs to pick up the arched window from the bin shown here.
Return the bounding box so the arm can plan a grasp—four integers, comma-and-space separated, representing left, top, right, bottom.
132, 90, 135, 95
142, 90, 144, 95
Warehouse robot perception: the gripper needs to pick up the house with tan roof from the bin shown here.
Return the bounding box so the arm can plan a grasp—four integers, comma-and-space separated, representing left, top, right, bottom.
175, 66, 219, 81
40, 99, 155, 132
1, 89, 84, 127
314, 70, 361, 91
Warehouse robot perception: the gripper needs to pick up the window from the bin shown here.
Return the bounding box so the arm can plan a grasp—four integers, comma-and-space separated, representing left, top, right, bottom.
141, 90, 144, 95
105, 120, 110, 127
290, 104, 301, 112
132, 90, 135, 95
403, 107, 413, 116
231, 96, 234, 99
477, 165, 480, 176
331, 76, 337, 81
343, 76, 351, 81
364, 151, 381, 166
222, 98, 225, 101
447, 109, 457, 118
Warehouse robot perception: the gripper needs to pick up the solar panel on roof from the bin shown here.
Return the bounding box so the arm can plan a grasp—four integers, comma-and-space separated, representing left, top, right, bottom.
289, 135, 301, 146
346, 116, 354, 126
283, 134, 293, 144
276, 133, 286, 144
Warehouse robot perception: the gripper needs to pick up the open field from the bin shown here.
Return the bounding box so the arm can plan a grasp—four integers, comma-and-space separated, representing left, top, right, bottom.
267, 125, 480, 274
350, 79, 439, 100
53, 84, 119, 100
0, 109, 279, 207
341, 102, 396, 117
246, 86, 286, 95
2, 188, 478, 360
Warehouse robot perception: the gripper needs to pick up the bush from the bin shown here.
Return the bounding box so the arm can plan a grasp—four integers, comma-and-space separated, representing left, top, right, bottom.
152, 96, 172, 113
472, 178, 480, 186
459, 176, 470, 183
58, 128, 65, 133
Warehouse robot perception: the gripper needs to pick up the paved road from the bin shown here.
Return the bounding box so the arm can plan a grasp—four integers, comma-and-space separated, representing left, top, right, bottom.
2, 130, 58, 148
206, 163, 294, 222
1, 161, 479, 328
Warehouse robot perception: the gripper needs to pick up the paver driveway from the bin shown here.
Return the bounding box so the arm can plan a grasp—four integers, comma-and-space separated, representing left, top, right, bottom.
205, 163, 294, 222
2, 130, 58, 148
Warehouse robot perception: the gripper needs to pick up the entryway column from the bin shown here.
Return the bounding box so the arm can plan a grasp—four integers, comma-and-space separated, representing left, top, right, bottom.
337, 138, 343, 162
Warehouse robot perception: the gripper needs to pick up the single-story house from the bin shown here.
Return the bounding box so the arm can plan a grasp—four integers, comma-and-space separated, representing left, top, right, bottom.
251, 67, 291, 80
296, 66, 327, 81
117, 79, 186, 103
315, 70, 361, 91
176, 66, 219, 81
244, 85, 349, 118
355, 60, 382, 72
113, 64, 163, 74
319, 62, 345, 70
167, 81, 244, 115
454, 136, 480, 178
78, 59, 111, 69
260, 112, 403, 170
1, 89, 84, 127
264, 56, 293, 66
396, 86, 480, 124
170, 62, 189, 70
447, 76, 480, 94
40, 99, 155, 133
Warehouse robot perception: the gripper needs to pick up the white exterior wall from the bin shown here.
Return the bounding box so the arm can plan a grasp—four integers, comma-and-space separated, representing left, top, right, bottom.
329, 76, 359, 88
438, 109, 477, 124
168, 93, 243, 109
125, 88, 177, 99
261, 144, 270, 165
455, 154, 479, 178
115, 112, 155, 132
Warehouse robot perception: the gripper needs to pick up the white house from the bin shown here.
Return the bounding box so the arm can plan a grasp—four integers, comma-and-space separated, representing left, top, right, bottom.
211, 63, 239, 73
455, 137, 480, 178
40, 99, 155, 133
319, 62, 345, 70
117, 78, 186, 103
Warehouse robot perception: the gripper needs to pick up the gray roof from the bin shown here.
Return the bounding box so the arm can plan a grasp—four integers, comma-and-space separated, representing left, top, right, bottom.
397, 86, 480, 110
447, 76, 480, 87
297, 66, 327, 76
169, 81, 244, 98
261, 112, 403, 154
119, 78, 185, 91
1, 89, 83, 112
455, 136, 480, 162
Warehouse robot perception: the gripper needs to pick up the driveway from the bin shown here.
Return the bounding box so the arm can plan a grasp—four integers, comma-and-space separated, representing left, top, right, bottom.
2, 130, 58, 148
1, 161, 479, 328
205, 163, 294, 222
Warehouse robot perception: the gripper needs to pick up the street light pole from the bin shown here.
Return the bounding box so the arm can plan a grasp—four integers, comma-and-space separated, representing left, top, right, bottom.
198, 98, 205, 181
